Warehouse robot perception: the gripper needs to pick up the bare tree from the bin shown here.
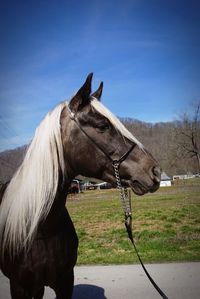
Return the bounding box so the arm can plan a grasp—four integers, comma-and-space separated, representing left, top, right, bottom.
175, 101, 200, 174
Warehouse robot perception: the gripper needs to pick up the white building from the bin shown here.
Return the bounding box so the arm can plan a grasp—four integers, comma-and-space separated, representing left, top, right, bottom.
160, 172, 172, 187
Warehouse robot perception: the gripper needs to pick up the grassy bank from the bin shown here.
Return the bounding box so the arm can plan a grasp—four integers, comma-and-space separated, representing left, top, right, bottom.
66, 180, 200, 265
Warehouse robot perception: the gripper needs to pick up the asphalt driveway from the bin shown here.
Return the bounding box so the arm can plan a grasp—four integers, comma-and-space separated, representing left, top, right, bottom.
1, 262, 200, 299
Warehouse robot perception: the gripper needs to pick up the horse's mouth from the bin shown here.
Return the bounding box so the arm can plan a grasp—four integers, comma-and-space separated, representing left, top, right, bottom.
105, 174, 159, 196
129, 180, 160, 195
130, 181, 148, 196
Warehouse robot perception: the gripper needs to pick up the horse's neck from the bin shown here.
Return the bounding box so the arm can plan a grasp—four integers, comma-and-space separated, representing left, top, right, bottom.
0, 182, 9, 205
38, 179, 72, 236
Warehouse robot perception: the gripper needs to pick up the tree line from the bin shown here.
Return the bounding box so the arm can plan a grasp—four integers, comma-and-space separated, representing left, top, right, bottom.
122, 101, 200, 176
121, 118, 198, 176
0, 102, 199, 183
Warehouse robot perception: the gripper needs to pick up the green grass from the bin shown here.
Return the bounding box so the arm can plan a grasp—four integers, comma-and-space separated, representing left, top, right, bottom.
66, 181, 200, 265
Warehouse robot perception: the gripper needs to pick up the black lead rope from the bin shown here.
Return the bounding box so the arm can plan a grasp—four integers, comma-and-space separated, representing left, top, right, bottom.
125, 214, 169, 299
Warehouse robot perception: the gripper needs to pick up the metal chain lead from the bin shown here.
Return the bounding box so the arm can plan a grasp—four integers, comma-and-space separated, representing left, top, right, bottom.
113, 162, 132, 218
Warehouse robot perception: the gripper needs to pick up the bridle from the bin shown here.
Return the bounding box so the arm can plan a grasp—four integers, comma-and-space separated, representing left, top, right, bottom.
68, 104, 169, 299
68, 106, 135, 165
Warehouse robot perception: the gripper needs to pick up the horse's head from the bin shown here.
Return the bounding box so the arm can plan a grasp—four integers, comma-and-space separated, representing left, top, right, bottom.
61, 73, 161, 195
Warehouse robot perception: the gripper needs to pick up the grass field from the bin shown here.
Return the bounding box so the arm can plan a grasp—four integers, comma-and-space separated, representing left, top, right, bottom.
66, 179, 200, 265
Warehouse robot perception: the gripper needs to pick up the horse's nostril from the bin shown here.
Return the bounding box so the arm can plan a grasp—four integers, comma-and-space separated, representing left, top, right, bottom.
152, 166, 161, 182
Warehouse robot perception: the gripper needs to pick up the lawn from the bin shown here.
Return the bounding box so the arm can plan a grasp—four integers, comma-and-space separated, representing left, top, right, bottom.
66, 179, 200, 265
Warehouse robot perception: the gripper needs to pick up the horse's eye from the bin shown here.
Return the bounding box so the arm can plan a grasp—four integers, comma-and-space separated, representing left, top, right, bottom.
96, 122, 110, 132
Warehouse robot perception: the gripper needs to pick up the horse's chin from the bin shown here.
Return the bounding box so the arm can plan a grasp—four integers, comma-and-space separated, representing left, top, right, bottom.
102, 174, 159, 196
103, 176, 147, 196
129, 180, 160, 196
129, 181, 148, 196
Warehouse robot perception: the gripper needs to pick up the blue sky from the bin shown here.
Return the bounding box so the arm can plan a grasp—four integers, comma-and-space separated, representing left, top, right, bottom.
0, 0, 199, 151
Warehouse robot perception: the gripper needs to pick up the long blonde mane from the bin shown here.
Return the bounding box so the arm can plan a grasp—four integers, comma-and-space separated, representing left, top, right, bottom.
0, 102, 66, 256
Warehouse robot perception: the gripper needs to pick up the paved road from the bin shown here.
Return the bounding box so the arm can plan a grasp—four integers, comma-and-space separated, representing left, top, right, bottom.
1, 262, 200, 299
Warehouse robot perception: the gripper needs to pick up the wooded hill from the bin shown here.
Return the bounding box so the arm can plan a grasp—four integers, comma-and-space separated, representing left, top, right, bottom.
122, 118, 198, 176
0, 118, 198, 184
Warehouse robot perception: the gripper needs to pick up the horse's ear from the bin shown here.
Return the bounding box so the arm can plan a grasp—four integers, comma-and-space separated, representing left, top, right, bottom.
69, 73, 93, 112
91, 82, 103, 101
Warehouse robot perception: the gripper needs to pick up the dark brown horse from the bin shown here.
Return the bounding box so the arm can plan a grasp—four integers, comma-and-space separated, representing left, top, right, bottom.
0, 73, 161, 299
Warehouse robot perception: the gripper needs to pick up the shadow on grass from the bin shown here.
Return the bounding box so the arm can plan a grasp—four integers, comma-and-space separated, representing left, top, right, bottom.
72, 284, 107, 299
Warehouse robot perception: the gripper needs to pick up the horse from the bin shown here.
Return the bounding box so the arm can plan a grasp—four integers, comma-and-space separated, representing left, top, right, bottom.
0, 73, 161, 299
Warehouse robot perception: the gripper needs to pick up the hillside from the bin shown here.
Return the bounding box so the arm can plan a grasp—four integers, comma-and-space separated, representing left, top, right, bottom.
0, 146, 27, 183
0, 118, 198, 183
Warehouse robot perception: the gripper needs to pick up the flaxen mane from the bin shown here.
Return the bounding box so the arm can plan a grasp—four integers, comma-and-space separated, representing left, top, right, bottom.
0, 103, 66, 256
